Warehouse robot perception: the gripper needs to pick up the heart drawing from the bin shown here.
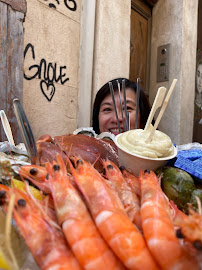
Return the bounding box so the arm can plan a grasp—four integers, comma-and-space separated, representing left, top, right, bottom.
40, 80, 55, 102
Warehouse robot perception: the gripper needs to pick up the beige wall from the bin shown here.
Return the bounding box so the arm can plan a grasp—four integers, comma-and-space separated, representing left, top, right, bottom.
91, 0, 131, 103
23, 0, 81, 140
149, 0, 198, 144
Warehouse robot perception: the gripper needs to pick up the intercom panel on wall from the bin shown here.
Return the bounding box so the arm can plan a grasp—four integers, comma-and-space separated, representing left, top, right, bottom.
157, 43, 170, 82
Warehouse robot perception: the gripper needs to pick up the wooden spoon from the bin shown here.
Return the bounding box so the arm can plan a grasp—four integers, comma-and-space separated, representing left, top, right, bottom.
0, 110, 15, 145
146, 79, 178, 142
144, 86, 167, 131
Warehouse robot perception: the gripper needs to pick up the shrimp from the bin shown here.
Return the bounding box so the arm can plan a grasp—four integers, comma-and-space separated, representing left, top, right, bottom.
46, 155, 125, 270
172, 199, 202, 249
140, 170, 199, 270
171, 201, 202, 267
19, 165, 48, 182
0, 184, 82, 270
169, 200, 188, 224
102, 159, 141, 230
120, 167, 141, 198
19, 165, 50, 194
69, 157, 159, 270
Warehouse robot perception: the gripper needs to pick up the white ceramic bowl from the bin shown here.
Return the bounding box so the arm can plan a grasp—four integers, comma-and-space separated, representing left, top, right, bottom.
115, 133, 177, 176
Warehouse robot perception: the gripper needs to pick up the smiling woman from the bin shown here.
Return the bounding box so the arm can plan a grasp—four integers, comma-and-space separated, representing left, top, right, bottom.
92, 78, 151, 135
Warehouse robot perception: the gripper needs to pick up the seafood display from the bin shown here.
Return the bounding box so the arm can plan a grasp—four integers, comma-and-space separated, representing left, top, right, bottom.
0, 155, 201, 270
117, 126, 174, 158
1, 78, 200, 269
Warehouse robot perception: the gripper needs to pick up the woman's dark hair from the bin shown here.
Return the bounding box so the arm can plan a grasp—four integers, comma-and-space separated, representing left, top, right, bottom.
92, 77, 151, 134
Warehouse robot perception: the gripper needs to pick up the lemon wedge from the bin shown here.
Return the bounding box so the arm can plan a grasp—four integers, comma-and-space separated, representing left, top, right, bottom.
0, 252, 11, 270
11, 179, 44, 201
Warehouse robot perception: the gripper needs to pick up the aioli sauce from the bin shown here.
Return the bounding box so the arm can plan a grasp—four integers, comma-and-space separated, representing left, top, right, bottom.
117, 127, 174, 158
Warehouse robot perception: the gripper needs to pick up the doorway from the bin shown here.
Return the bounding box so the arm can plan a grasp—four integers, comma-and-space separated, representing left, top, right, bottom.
130, 0, 152, 95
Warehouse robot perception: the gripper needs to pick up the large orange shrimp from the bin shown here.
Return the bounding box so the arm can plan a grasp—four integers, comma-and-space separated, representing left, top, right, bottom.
0, 184, 82, 270
120, 167, 141, 198
102, 159, 141, 230
19, 165, 50, 194
171, 199, 202, 247
170, 200, 202, 268
46, 155, 125, 270
69, 157, 159, 270
140, 170, 199, 270
19, 165, 48, 182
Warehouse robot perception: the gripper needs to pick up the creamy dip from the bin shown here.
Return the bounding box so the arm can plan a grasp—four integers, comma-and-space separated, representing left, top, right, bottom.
117, 126, 174, 158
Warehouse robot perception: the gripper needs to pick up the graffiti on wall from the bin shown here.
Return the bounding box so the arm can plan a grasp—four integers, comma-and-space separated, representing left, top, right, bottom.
43, 0, 77, 11
24, 43, 69, 102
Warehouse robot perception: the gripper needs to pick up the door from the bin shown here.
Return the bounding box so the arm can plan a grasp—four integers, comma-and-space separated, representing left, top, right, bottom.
130, 0, 152, 94
0, 1, 25, 144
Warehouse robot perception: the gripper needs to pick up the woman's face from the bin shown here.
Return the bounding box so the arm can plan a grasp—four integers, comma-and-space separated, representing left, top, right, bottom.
98, 88, 140, 135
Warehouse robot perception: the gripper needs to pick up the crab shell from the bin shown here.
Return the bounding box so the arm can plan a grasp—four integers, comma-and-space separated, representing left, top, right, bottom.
36, 134, 119, 172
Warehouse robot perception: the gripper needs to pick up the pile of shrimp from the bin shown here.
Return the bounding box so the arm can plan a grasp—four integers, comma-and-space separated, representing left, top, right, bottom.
0, 154, 201, 270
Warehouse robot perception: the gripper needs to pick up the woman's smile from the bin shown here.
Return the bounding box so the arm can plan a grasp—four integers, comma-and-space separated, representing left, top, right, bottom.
98, 88, 140, 135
